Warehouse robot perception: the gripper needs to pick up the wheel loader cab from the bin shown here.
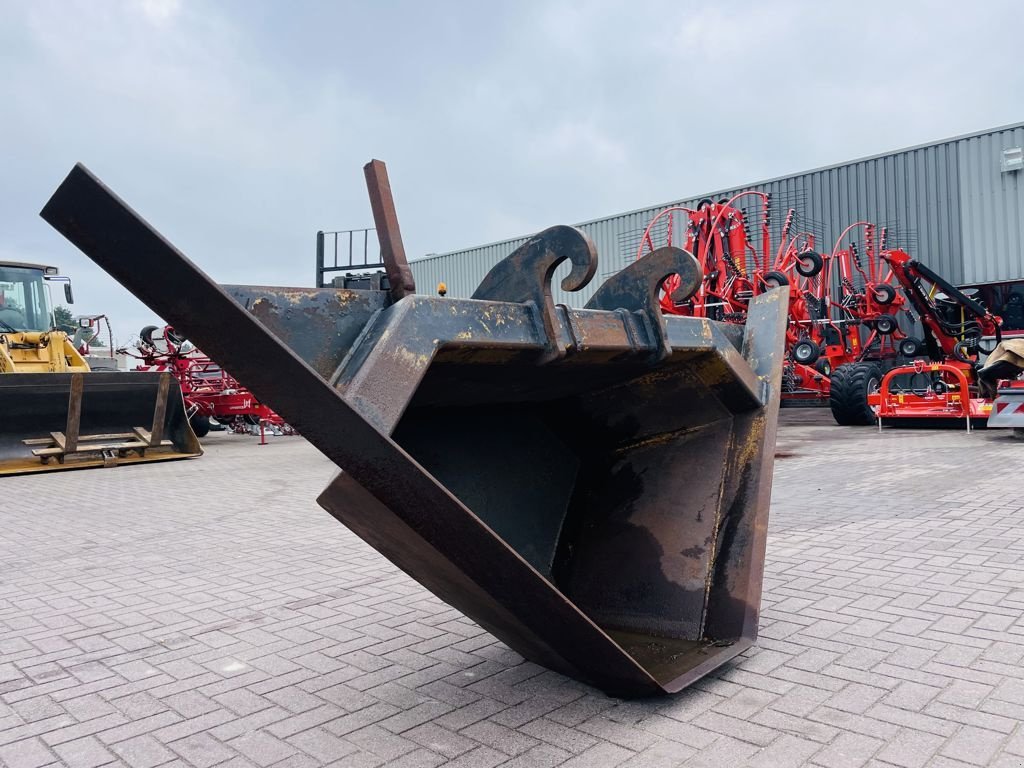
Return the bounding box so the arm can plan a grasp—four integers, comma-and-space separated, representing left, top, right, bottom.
0, 262, 88, 374
0, 263, 56, 332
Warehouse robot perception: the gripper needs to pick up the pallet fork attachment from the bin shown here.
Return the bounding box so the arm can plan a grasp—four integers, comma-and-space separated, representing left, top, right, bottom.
0, 370, 200, 475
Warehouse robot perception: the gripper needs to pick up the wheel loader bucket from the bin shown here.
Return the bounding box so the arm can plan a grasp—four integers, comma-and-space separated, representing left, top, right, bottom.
0, 371, 201, 475
41, 162, 788, 697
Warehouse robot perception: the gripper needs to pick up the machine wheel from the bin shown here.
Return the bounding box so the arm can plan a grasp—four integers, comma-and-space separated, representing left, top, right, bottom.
795, 251, 824, 277
189, 414, 211, 438
140, 325, 160, 345
829, 362, 882, 426
874, 315, 898, 335
815, 358, 832, 377
762, 270, 790, 289
793, 339, 821, 365
873, 283, 897, 305
898, 337, 922, 357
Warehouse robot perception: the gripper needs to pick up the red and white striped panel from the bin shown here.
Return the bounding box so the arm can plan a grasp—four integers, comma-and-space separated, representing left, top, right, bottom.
988, 395, 1024, 428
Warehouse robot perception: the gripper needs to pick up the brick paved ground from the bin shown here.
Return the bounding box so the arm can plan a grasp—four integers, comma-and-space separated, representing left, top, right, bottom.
2, 412, 1024, 768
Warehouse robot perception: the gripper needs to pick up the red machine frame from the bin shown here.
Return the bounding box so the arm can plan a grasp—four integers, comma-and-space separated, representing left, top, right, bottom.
832, 249, 1005, 426
128, 325, 293, 443
636, 196, 912, 403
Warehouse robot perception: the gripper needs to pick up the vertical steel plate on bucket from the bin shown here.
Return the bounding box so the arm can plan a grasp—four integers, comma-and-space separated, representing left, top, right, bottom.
41, 161, 788, 697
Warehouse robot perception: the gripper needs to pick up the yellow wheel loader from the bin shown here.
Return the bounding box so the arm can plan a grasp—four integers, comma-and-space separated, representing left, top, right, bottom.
0, 261, 201, 475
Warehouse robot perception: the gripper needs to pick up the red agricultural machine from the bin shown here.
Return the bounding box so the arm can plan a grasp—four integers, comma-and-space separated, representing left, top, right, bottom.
127, 325, 294, 441
636, 195, 913, 403
828, 250, 1023, 427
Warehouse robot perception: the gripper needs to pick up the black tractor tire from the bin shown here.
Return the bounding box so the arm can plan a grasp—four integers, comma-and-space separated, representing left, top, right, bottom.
793, 338, 821, 365
873, 283, 897, 305
795, 251, 824, 277
898, 337, 922, 357
140, 325, 160, 345
829, 362, 883, 426
189, 414, 211, 438
815, 358, 832, 377
874, 315, 898, 335
762, 270, 790, 289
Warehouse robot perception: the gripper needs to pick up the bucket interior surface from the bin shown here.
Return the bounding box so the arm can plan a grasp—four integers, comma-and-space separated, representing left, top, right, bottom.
392, 351, 750, 684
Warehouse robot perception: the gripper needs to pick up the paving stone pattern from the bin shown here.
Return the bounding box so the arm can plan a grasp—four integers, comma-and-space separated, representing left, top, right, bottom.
2, 412, 1024, 767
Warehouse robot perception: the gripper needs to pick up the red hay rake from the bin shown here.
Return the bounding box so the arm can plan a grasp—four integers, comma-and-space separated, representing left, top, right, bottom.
637, 195, 918, 403
126, 325, 295, 443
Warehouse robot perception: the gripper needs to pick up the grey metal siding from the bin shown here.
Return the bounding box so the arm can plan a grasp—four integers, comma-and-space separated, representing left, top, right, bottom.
412, 123, 1024, 300
957, 125, 1024, 284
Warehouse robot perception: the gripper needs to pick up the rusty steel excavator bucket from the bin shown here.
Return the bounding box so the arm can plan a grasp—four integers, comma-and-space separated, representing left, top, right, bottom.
0, 371, 201, 475
41, 162, 787, 697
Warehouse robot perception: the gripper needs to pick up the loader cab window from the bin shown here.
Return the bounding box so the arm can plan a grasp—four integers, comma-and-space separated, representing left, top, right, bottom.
0, 267, 51, 332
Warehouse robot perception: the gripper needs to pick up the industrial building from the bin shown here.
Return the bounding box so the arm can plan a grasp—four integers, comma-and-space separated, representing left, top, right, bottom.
409, 122, 1024, 323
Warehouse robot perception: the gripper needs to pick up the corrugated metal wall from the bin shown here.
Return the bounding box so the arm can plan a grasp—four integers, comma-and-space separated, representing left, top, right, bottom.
410, 123, 1024, 301
957, 125, 1024, 284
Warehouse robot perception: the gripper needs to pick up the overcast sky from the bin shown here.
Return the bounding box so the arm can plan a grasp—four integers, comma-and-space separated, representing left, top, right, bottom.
2, 0, 1022, 344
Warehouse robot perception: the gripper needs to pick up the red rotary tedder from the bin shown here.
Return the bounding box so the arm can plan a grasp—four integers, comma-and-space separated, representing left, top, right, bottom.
636, 196, 913, 403
783, 222, 916, 401
637, 192, 820, 324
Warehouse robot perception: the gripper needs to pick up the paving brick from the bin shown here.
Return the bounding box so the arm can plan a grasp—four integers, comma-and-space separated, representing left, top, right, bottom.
690, 711, 777, 747
0, 737, 57, 768
51, 735, 116, 768
212, 689, 271, 717
109, 734, 177, 768
381, 747, 446, 768
619, 739, 694, 767
345, 724, 419, 761
824, 683, 888, 715
812, 732, 883, 768
461, 720, 540, 756
558, 742, 634, 768
939, 725, 1006, 766
442, 745, 506, 768
520, 717, 600, 754
747, 733, 820, 768
263, 687, 324, 715
875, 727, 944, 768
287, 726, 360, 763
61, 694, 118, 723
229, 730, 298, 766
322, 703, 400, 738
881, 681, 943, 711
683, 735, 758, 767
168, 732, 236, 768
498, 743, 572, 768
403, 722, 476, 758
10, 697, 65, 723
